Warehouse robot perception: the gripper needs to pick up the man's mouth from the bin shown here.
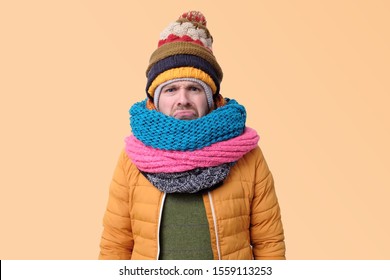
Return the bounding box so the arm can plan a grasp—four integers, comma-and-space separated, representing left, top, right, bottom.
173, 110, 197, 120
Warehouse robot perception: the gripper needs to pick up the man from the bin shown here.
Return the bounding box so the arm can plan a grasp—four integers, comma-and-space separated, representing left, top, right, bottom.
99, 11, 285, 260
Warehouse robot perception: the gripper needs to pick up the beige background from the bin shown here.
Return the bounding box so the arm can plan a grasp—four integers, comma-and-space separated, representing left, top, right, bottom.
1, 0, 389, 259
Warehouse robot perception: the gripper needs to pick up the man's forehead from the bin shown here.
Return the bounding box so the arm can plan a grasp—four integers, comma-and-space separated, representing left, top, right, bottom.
163, 80, 202, 88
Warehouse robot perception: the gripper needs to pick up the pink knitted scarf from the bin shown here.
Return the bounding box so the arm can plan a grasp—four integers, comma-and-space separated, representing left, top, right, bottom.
125, 127, 259, 173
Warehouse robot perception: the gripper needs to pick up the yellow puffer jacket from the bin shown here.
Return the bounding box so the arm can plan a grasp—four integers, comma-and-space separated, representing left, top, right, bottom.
99, 146, 285, 260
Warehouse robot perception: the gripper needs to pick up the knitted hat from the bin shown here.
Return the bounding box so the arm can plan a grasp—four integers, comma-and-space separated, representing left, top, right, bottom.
145, 11, 225, 110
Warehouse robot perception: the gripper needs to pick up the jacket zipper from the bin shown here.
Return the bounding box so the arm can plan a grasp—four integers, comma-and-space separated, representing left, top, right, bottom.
156, 192, 166, 260
208, 192, 221, 260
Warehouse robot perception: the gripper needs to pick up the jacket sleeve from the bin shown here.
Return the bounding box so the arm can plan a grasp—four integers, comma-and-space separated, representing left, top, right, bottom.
99, 150, 133, 259
250, 146, 286, 260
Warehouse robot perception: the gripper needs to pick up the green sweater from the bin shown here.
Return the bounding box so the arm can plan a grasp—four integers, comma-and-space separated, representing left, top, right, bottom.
159, 193, 213, 260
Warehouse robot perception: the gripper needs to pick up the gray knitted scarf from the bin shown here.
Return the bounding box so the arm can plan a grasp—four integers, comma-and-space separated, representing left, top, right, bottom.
142, 162, 234, 194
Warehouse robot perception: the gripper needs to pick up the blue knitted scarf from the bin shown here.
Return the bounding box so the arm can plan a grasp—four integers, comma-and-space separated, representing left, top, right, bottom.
129, 99, 246, 151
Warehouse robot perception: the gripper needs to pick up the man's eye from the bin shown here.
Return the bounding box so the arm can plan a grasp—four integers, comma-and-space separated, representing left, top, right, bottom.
190, 87, 200, 91
164, 88, 175, 93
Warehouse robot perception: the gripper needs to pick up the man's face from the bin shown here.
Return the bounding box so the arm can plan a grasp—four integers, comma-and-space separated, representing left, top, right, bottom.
158, 80, 209, 120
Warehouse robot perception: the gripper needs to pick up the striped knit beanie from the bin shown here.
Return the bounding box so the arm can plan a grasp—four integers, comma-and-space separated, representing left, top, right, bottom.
145, 11, 225, 110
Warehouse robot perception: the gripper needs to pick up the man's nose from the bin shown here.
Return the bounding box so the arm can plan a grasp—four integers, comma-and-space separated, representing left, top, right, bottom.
176, 89, 191, 105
